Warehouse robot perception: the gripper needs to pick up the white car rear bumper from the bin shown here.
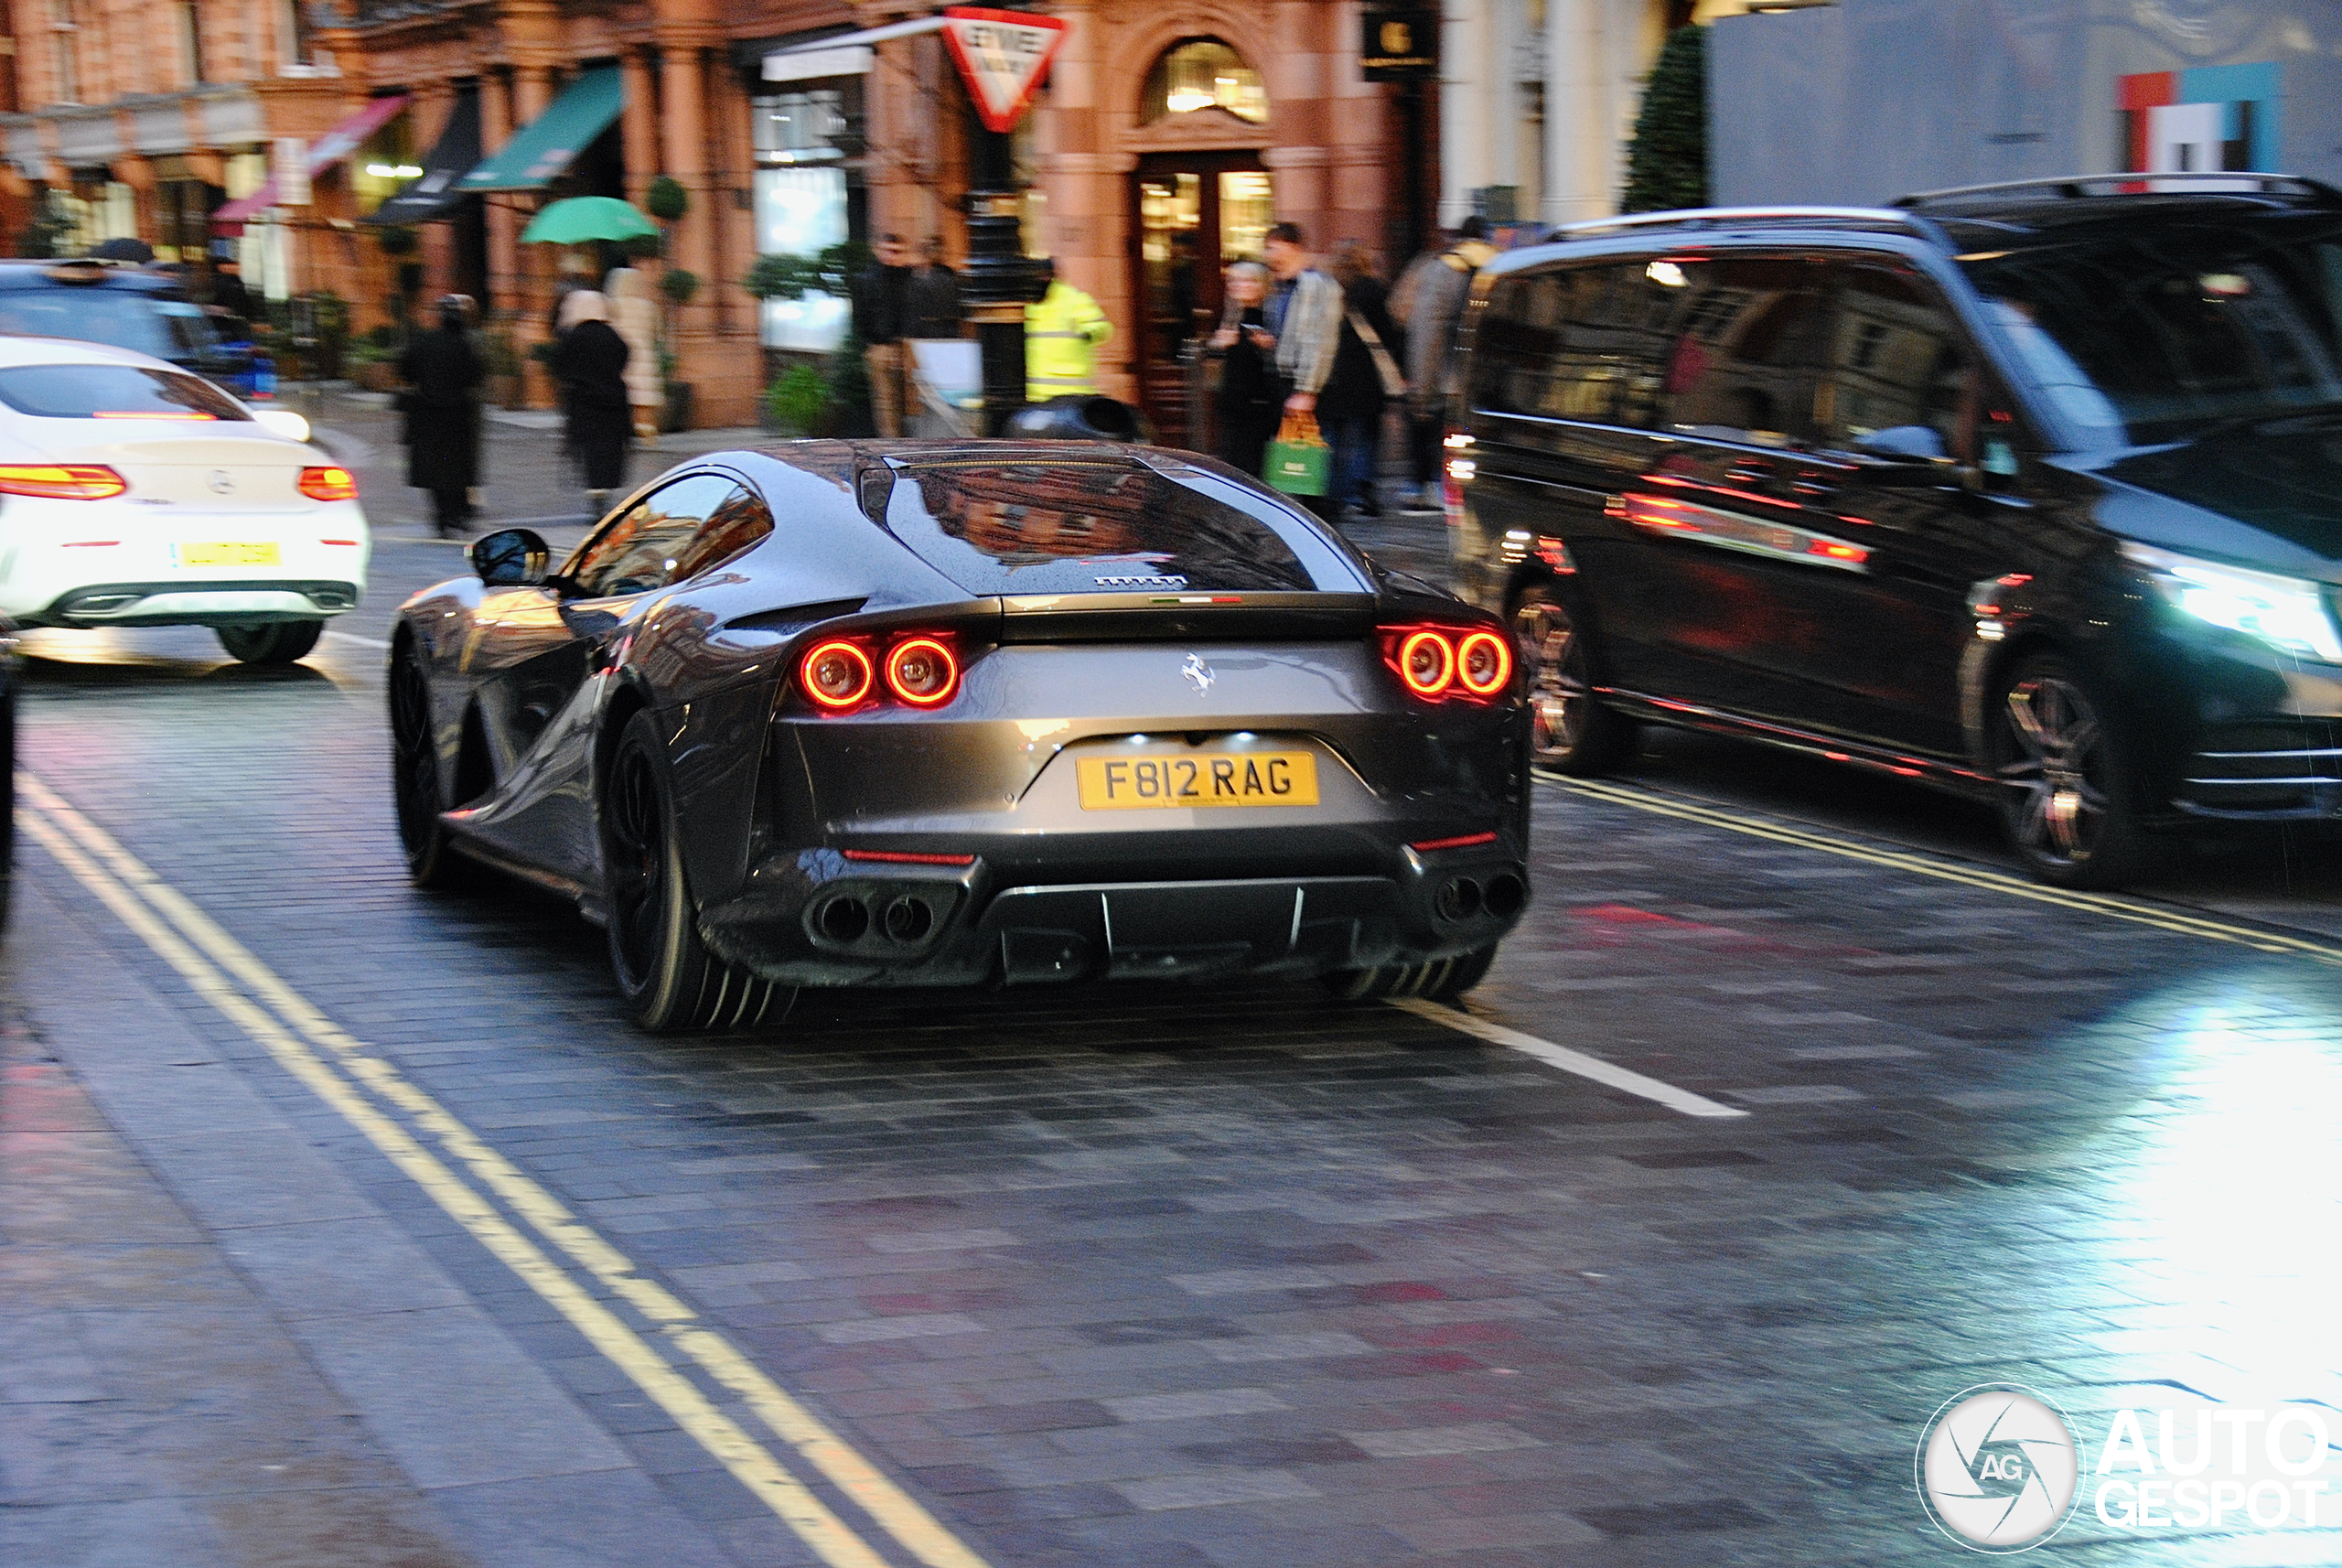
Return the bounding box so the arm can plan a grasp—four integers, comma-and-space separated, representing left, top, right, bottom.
0, 496, 370, 626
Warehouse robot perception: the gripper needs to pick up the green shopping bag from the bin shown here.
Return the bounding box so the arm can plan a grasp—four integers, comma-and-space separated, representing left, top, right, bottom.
1265, 411, 1330, 497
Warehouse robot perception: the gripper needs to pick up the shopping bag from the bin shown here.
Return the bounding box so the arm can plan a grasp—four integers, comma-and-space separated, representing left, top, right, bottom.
1265, 411, 1330, 497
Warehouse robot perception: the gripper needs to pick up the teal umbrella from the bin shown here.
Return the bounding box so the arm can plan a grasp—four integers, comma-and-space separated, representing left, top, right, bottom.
520, 196, 659, 245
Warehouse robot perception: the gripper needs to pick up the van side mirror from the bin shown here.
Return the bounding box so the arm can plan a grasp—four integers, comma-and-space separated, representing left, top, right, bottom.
472, 528, 551, 587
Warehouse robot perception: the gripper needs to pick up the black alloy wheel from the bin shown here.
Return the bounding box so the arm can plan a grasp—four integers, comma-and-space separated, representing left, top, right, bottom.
1990, 652, 2143, 889
1323, 942, 1500, 1004
217, 619, 323, 665
601, 710, 785, 1034
1509, 585, 1632, 775
388, 649, 470, 889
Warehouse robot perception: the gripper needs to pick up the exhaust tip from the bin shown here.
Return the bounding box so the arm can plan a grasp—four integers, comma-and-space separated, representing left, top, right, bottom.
882, 896, 934, 942
1484, 872, 1526, 918
1434, 876, 1482, 921
817, 896, 870, 942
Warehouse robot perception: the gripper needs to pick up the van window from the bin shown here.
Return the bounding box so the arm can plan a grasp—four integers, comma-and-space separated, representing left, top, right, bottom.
1821, 265, 1973, 453
1470, 263, 1672, 428
1656, 258, 1832, 446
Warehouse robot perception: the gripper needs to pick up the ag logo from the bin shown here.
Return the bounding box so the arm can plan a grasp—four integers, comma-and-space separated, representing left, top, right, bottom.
1916, 1384, 2081, 1552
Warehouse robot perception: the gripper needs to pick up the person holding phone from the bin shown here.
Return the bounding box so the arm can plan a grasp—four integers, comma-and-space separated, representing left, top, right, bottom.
1208, 261, 1281, 476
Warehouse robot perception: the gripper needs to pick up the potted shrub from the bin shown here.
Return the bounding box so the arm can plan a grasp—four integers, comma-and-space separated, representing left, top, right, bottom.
659, 267, 700, 431
479, 329, 522, 410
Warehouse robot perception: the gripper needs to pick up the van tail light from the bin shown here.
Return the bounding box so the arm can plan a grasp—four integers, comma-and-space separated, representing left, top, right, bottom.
0, 464, 127, 500
800, 632, 962, 713
1379, 623, 1511, 703
1442, 428, 1475, 528
298, 466, 359, 501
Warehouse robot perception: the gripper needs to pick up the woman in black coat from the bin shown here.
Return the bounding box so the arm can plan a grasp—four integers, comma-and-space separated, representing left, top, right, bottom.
1316, 242, 1405, 521
1207, 260, 1281, 477
398, 296, 485, 537
550, 290, 632, 510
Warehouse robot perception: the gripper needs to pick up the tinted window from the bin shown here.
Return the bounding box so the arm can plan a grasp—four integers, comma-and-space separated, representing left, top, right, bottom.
1472, 257, 1833, 445
1470, 263, 1673, 427
1958, 217, 2342, 446
872, 460, 1369, 596
669, 486, 773, 581
1821, 265, 1972, 452
566, 473, 739, 597
0, 287, 215, 360
0, 364, 248, 420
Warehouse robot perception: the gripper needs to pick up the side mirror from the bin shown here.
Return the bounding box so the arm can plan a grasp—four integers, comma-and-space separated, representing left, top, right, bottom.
472, 527, 551, 587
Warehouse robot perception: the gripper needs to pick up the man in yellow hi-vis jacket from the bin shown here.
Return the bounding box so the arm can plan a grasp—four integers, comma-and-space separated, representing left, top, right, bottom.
1024, 258, 1112, 403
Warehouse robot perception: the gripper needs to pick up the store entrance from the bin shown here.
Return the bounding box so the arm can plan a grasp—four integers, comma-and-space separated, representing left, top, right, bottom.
1130, 152, 1271, 447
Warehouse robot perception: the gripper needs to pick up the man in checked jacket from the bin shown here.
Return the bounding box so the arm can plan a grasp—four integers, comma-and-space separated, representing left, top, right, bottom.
1262, 222, 1347, 516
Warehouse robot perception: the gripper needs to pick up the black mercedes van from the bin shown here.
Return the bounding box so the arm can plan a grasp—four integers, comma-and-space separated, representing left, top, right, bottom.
1447, 173, 2342, 887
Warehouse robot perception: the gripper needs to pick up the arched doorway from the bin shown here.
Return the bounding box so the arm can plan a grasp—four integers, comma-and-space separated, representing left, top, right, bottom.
1129, 38, 1272, 444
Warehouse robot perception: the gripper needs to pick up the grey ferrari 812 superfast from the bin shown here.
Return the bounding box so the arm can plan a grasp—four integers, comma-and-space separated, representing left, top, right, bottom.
388, 442, 1530, 1030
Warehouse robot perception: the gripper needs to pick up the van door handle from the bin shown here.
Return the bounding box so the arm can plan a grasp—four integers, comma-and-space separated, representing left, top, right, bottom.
1725, 460, 1775, 485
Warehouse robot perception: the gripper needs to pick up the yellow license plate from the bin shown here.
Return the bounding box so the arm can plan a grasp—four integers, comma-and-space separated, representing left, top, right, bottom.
177, 542, 280, 567
1077, 751, 1319, 811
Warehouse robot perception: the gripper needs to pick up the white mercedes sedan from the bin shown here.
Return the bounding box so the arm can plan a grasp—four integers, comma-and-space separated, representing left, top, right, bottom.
0, 336, 368, 663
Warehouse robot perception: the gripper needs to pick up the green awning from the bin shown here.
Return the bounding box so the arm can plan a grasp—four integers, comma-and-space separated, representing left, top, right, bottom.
458, 66, 622, 194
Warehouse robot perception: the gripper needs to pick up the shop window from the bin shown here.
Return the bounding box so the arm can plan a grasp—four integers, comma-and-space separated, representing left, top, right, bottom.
1140, 40, 1267, 126
753, 90, 854, 354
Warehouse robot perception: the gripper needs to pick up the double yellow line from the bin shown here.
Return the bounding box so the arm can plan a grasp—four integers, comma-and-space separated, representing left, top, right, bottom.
1544, 773, 2342, 966
16, 771, 991, 1568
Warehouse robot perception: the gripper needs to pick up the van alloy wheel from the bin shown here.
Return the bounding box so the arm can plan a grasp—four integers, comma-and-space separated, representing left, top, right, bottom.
1509, 585, 1631, 775
1990, 654, 2143, 888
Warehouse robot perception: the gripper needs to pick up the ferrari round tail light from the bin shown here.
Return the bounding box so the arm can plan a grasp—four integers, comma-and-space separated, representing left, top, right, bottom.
885, 638, 959, 706
1398, 629, 1455, 697
800, 639, 875, 709
1456, 629, 1512, 695
298, 465, 360, 501
0, 464, 127, 500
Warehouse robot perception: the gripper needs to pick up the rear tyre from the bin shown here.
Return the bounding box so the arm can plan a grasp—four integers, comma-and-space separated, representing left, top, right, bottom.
1987, 652, 2145, 890
601, 711, 786, 1034
1509, 585, 1633, 775
217, 619, 323, 665
387, 646, 471, 890
1322, 943, 1500, 1004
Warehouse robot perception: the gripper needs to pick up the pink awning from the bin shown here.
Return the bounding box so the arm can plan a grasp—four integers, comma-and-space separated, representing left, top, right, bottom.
210, 94, 412, 234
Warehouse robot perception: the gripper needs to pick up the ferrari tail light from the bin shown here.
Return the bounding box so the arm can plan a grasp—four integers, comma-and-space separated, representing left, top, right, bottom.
884, 638, 959, 706
298, 465, 359, 501
1398, 629, 1454, 696
800, 639, 876, 709
800, 631, 964, 713
1456, 629, 1512, 695
1380, 623, 1510, 703
0, 464, 127, 500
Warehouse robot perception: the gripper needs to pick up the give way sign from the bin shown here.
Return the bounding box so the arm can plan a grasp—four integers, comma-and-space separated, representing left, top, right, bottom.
941, 6, 1070, 134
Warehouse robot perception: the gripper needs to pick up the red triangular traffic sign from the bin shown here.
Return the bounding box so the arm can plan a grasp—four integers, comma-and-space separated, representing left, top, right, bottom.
941, 6, 1069, 134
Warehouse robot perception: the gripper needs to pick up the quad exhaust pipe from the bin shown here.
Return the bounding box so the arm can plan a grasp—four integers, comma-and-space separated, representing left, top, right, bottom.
815, 893, 937, 946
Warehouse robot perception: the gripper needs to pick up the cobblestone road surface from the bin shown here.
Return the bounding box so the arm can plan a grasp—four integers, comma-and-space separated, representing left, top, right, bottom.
4, 416, 2340, 1567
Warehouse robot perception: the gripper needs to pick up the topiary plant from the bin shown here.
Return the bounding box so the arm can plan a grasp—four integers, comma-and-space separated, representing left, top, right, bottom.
645, 176, 688, 223
660, 267, 700, 307
1621, 25, 1709, 214
764, 362, 829, 435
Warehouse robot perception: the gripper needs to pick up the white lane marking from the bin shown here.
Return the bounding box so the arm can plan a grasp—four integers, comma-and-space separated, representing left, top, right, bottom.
1385, 997, 1750, 1119
323, 629, 392, 650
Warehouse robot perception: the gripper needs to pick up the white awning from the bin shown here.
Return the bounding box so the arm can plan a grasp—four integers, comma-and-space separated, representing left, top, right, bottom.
763, 16, 944, 81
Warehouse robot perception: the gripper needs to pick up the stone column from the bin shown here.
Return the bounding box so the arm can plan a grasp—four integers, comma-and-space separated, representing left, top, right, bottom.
481, 69, 515, 321
1542, 0, 1614, 223
621, 47, 659, 205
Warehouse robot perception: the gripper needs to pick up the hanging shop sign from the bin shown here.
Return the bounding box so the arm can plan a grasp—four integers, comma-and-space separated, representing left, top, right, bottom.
1360, 5, 1440, 81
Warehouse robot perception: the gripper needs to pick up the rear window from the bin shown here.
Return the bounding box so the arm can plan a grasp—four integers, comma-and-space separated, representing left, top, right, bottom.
0, 287, 218, 360
0, 364, 249, 421
869, 460, 1370, 596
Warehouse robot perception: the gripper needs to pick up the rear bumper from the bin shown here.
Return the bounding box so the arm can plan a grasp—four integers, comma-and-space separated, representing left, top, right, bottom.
22, 579, 360, 628
698, 844, 1528, 989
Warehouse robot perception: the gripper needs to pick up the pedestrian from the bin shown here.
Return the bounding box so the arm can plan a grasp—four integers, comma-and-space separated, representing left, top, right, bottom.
1024, 257, 1113, 403
851, 233, 913, 436
209, 256, 253, 327
1318, 241, 1406, 521
550, 289, 631, 514
605, 266, 663, 446
1206, 260, 1281, 477
904, 236, 962, 340
1387, 216, 1496, 510
1261, 221, 1345, 514
397, 295, 486, 538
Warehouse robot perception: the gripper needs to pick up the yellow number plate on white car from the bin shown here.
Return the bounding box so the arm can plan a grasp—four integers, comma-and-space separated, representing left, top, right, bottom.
1077, 752, 1319, 811
176, 542, 281, 567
